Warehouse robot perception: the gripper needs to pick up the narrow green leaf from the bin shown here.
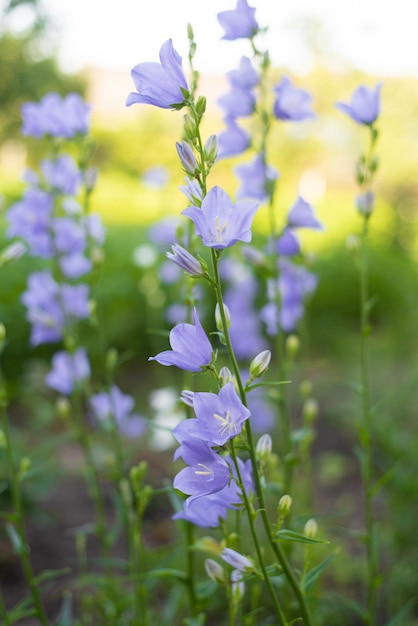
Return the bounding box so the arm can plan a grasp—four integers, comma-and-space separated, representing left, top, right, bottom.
303, 554, 336, 592
274, 529, 329, 545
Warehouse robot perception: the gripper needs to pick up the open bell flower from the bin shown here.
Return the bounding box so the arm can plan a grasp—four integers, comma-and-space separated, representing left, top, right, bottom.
182, 186, 258, 249
149, 307, 212, 372
217, 0, 259, 40
126, 39, 189, 110
335, 83, 382, 125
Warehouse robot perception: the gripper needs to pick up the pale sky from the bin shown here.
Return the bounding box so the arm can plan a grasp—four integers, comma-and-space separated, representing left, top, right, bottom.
4, 0, 418, 77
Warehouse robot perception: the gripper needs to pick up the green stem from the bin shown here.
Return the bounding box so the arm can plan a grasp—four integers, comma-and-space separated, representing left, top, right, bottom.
185, 521, 198, 618
0, 587, 11, 626
0, 377, 50, 626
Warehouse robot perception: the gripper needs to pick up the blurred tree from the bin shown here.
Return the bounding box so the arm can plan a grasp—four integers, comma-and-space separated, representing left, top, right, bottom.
0, 0, 86, 141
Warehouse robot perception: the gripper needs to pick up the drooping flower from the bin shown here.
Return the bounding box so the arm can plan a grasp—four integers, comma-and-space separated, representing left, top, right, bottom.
218, 87, 256, 118
182, 186, 258, 249
221, 548, 254, 572
277, 229, 300, 256
217, 0, 259, 40
126, 39, 189, 109
6, 188, 53, 257
90, 385, 146, 438
173, 382, 251, 446
149, 308, 212, 371
227, 56, 259, 90
41, 155, 81, 196
286, 196, 323, 230
166, 244, 203, 277
217, 118, 251, 159
45, 348, 90, 395
335, 83, 382, 125
235, 154, 278, 203
273, 77, 315, 122
21, 92, 90, 138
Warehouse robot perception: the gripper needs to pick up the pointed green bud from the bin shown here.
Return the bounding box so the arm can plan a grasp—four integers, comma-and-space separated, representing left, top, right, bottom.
204, 559, 226, 584
0, 323, 6, 350
204, 134, 218, 164
120, 477, 133, 508
304, 518, 318, 538
196, 95, 207, 117
278, 494, 292, 519
19, 457, 31, 478
215, 303, 231, 333
183, 114, 197, 141
256, 433, 272, 464
106, 348, 118, 374
56, 396, 71, 419
249, 350, 271, 380
303, 397, 319, 423
299, 380, 313, 399
0, 429, 6, 448
285, 334, 300, 358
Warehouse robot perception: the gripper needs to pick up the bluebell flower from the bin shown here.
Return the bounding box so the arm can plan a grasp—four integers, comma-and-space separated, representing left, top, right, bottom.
41, 155, 81, 196
218, 87, 256, 118
217, 0, 259, 40
277, 229, 300, 256
21, 92, 90, 138
149, 308, 212, 371
173, 439, 230, 496
182, 186, 258, 249
166, 244, 203, 277
273, 77, 315, 122
235, 154, 278, 203
180, 177, 203, 206
335, 84, 382, 125
286, 197, 323, 230
148, 216, 182, 248
217, 118, 251, 159
227, 57, 259, 89
46, 348, 90, 395
21, 271, 90, 346
7, 188, 53, 257
173, 382, 251, 446
90, 385, 146, 438
126, 39, 189, 110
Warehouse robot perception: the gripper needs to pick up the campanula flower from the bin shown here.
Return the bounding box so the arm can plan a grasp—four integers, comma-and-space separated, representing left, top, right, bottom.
126, 39, 189, 110
182, 186, 258, 249
235, 154, 278, 203
173, 439, 230, 496
149, 308, 212, 371
21, 92, 90, 138
273, 77, 315, 122
218, 87, 256, 118
45, 348, 90, 395
277, 229, 300, 256
217, 0, 259, 40
41, 155, 81, 196
286, 196, 323, 230
7, 188, 53, 257
221, 548, 254, 572
90, 385, 146, 438
173, 382, 251, 446
180, 177, 203, 206
227, 56, 259, 90
166, 244, 203, 277
335, 84, 382, 125
217, 118, 251, 158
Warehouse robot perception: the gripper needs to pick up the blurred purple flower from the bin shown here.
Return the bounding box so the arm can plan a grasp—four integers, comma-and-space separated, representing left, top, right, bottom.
235, 154, 278, 203
173, 382, 251, 446
180, 177, 203, 206
227, 57, 259, 89
126, 39, 189, 109
149, 308, 212, 371
148, 217, 182, 248
90, 385, 146, 438
273, 77, 315, 122
218, 87, 256, 118
46, 348, 90, 395
6, 188, 53, 257
287, 196, 323, 230
335, 83, 382, 125
217, 118, 251, 159
277, 229, 300, 256
21, 271, 90, 346
183, 186, 258, 249
21, 92, 90, 138
217, 0, 259, 40
142, 166, 169, 189
41, 155, 81, 195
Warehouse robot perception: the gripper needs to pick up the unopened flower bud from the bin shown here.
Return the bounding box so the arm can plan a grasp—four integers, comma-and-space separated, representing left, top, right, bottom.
215, 303, 231, 333
176, 140, 199, 175
219, 366, 234, 387
204, 134, 218, 163
278, 494, 292, 518
196, 95, 207, 117
249, 350, 271, 380
303, 397, 319, 423
0, 323, 6, 349
166, 244, 203, 277
221, 548, 254, 573
0, 241, 26, 267
299, 380, 313, 399
183, 114, 197, 141
256, 434, 272, 464
356, 190, 374, 216
242, 245, 267, 268
19, 457, 31, 477
231, 569, 245, 604
85, 167, 99, 191
205, 559, 226, 584
346, 234, 360, 253
120, 477, 133, 507
304, 518, 318, 538
0, 429, 6, 448
285, 334, 300, 358
106, 348, 118, 374
56, 396, 71, 419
